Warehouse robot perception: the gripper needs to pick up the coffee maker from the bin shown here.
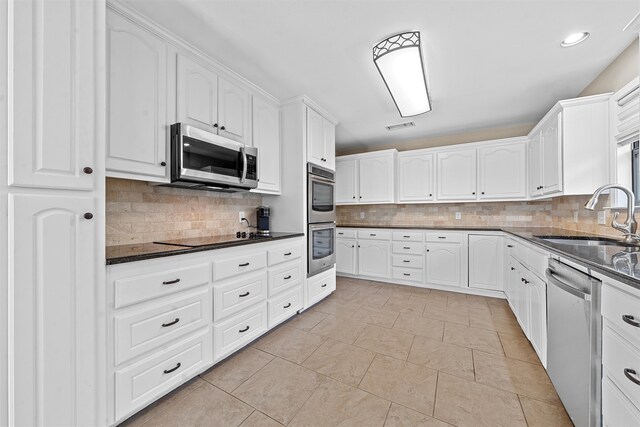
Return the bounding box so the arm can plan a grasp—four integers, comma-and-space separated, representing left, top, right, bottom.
256, 206, 270, 236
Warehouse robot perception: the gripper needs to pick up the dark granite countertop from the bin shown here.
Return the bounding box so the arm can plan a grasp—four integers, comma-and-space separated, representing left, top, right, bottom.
338, 224, 640, 290
106, 232, 304, 265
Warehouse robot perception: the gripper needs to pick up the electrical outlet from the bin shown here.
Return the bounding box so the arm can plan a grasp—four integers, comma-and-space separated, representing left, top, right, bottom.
360, 212, 365, 219
239, 211, 245, 223
573, 211, 579, 223
455, 212, 462, 220
598, 211, 606, 225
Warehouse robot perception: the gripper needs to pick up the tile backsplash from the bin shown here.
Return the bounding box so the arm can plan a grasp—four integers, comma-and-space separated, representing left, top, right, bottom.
106, 178, 263, 246
337, 195, 621, 237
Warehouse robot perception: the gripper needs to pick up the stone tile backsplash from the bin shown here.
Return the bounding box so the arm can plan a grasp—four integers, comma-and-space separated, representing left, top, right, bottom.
337, 195, 621, 238
106, 178, 263, 246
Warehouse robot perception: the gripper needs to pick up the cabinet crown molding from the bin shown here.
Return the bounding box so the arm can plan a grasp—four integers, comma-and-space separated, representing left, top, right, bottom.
281, 94, 338, 125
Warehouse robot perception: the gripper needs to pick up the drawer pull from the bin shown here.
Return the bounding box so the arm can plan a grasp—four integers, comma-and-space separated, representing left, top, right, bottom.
239, 262, 250, 267
284, 252, 292, 256
403, 260, 410, 263
507, 245, 514, 248
438, 236, 446, 239
162, 278, 181, 285
338, 232, 344, 235
283, 303, 292, 309
403, 273, 410, 276
403, 235, 410, 238
370, 234, 377, 236
161, 318, 180, 328
624, 368, 640, 386
163, 363, 181, 374
622, 314, 640, 328
239, 292, 250, 298
321, 284, 327, 288
239, 326, 250, 333
284, 275, 292, 280
403, 246, 410, 249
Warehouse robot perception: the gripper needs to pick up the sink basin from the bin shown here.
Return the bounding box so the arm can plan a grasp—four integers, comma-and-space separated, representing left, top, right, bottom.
538, 236, 627, 247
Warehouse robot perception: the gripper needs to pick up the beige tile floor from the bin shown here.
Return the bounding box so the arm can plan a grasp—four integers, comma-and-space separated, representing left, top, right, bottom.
120, 277, 573, 427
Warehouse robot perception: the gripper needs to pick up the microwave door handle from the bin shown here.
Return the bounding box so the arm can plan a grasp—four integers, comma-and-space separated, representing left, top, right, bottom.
240, 147, 248, 183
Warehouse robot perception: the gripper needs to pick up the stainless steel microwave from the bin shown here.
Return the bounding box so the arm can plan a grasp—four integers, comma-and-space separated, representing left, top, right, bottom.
170, 123, 258, 191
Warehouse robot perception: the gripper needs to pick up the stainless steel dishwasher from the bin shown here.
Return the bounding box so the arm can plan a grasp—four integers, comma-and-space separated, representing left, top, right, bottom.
546, 257, 602, 427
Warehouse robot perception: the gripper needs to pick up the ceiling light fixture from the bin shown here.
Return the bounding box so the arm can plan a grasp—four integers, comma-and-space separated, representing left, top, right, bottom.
560, 32, 590, 47
373, 31, 431, 117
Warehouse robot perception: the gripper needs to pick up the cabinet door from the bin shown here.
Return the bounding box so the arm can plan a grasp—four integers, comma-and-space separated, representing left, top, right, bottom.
359, 155, 395, 203
9, 193, 98, 426
336, 159, 358, 204
322, 118, 336, 171
358, 240, 391, 278
397, 153, 434, 202
336, 239, 357, 275
218, 77, 251, 144
541, 112, 563, 194
425, 243, 462, 287
514, 266, 530, 336
107, 10, 168, 180
176, 53, 218, 132
469, 235, 504, 291
306, 107, 325, 166
251, 96, 280, 194
529, 133, 543, 197
436, 149, 477, 200
478, 143, 526, 199
527, 273, 547, 366
10, 0, 98, 190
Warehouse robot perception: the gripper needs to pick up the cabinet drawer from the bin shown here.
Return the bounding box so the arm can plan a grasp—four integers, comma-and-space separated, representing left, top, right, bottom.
115, 329, 211, 421
602, 284, 640, 349
268, 286, 303, 328
115, 290, 210, 365
392, 231, 424, 242
603, 324, 640, 409
392, 241, 422, 255
213, 271, 267, 322
213, 251, 267, 281
268, 262, 302, 297
268, 242, 302, 266
213, 302, 268, 361
603, 377, 640, 427
392, 267, 423, 283
392, 254, 424, 269
308, 269, 336, 306
336, 229, 357, 239
425, 232, 463, 243
357, 229, 392, 240
527, 246, 549, 279
114, 263, 210, 309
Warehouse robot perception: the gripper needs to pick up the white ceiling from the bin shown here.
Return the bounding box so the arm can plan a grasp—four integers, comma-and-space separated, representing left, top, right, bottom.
124, 0, 639, 151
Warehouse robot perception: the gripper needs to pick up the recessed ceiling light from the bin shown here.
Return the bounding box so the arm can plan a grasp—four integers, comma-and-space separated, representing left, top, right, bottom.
560, 32, 590, 47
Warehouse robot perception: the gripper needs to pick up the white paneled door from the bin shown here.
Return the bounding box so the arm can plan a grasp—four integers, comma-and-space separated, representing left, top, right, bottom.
541, 112, 563, 195
336, 239, 358, 275
358, 240, 391, 278
218, 77, 251, 144
436, 149, 477, 200
251, 95, 281, 194
397, 152, 434, 202
478, 143, 527, 199
425, 243, 462, 287
359, 155, 395, 203
335, 159, 358, 204
177, 53, 218, 132
9, 193, 98, 426
468, 235, 504, 291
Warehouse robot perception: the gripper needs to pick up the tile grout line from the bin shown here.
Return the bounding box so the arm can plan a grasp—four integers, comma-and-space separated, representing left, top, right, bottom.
516, 394, 532, 427
285, 374, 329, 426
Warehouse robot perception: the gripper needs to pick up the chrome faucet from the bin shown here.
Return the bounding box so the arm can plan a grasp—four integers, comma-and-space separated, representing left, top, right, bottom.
584, 184, 639, 243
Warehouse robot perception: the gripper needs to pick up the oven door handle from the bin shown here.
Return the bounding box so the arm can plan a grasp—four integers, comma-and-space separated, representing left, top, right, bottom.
240, 147, 248, 183
545, 269, 591, 301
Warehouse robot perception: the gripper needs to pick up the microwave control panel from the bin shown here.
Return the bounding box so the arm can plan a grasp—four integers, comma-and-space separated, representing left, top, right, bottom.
246, 154, 257, 181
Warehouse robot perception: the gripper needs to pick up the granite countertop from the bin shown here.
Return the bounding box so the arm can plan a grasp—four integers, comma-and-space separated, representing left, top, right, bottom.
338, 224, 640, 290
106, 232, 304, 265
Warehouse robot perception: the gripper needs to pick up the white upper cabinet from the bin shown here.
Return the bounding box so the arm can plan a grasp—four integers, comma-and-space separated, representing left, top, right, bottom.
540, 112, 563, 195
529, 133, 543, 197
477, 141, 527, 199
397, 152, 434, 202
336, 158, 358, 204
176, 54, 218, 132
306, 107, 336, 170
10, 0, 98, 191
217, 77, 251, 144
251, 95, 281, 194
106, 9, 169, 181
359, 153, 396, 203
436, 148, 477, 200
468, 235, 504, 291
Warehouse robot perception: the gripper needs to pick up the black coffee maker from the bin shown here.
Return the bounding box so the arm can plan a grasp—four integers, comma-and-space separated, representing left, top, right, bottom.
256, 206, 270, 236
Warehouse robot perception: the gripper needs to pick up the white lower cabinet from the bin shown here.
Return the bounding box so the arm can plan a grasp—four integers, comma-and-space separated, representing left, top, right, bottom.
425, 243, 462, 287
336, 238, 357, 274
213, 302, 268, 362
468, 234, 503, 291
358, 239, 392, 279
307, 267, 337, 307
526, 272, 547, 365
268, 286, 303, 329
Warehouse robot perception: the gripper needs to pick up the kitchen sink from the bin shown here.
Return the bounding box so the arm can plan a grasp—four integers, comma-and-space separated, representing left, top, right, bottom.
538, 236, 630, 247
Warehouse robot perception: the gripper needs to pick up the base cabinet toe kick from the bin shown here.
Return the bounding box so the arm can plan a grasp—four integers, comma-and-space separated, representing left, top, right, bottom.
106, 237, 329, 425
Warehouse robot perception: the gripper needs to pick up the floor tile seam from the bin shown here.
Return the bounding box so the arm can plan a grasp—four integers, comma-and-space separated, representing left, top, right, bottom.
285, 374, 331, 426
136, 377, 207, 425
516, 393, 566, 409
297, 334, 330, 366
227, 354, 280, 395
472, 365, 558, 405
234, 408, 256, 427
516, 394, 534, 427
355, 383, 436, 419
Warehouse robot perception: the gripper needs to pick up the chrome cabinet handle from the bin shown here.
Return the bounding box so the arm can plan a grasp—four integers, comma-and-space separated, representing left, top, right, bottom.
163, 363, 181, 374
239, 292, 250, 297
240, 147, 248, 183
624, 368, 640, 386
239, 326, 250, 333
162, 318, 180, 328
283, 303, 292, 309
162, 278, 180, 285
623, 315, 640, 328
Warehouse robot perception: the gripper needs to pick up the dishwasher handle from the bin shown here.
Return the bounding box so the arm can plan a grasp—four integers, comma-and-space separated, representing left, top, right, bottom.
546, 268, 592, 301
